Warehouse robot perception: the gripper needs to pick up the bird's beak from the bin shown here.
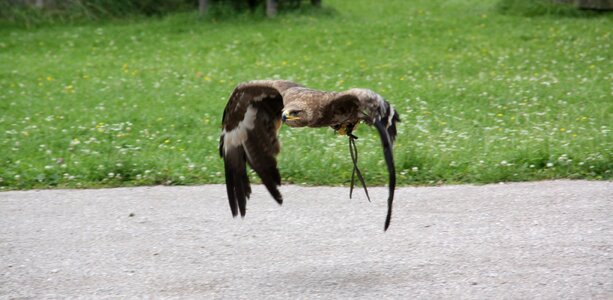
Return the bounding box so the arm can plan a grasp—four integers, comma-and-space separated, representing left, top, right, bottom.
282, 110, 299, 122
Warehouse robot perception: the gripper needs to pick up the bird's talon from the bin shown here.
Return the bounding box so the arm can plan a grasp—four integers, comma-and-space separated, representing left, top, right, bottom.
336, 123, 358, 138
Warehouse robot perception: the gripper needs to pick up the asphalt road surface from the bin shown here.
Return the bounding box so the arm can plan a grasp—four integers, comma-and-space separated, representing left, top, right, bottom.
1, 180, 611, 299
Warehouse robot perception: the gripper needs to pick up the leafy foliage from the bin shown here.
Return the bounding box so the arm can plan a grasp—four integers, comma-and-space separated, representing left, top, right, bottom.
0, 0, 195, 27
496, 0, 601, 17
0, 0, 323, 27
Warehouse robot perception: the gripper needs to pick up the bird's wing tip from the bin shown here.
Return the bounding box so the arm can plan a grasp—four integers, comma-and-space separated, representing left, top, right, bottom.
384, 212, 391, 231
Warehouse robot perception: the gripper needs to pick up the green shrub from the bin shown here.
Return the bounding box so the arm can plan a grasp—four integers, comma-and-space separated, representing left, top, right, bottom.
0, 0, 196, 27
0, 0, 321, 27
496, 0, 597, 17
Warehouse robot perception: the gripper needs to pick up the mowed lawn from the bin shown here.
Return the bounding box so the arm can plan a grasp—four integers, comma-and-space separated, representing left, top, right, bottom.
0, 0, 611, 189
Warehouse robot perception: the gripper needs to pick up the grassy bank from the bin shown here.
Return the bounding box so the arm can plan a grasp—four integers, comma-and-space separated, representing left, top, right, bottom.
0, 0, 611, 189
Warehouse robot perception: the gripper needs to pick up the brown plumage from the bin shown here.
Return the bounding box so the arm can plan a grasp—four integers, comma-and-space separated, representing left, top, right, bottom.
219, 80, 400, 230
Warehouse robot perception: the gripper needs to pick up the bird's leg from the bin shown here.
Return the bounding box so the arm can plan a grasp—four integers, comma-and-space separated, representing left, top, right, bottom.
334, 123, 359, 138
334, 123, 348, 136
345, 124, 371, 202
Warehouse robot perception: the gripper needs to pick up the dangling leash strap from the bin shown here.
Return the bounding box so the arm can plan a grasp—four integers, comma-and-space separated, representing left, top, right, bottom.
348, 134, 371, 202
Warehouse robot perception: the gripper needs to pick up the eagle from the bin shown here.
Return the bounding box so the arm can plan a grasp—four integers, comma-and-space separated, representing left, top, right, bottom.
219, 80, 400, 230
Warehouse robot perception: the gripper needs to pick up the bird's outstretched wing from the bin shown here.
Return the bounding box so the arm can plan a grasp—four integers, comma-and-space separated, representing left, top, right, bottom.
327, 89, 400, 230
219, 80, 300, 217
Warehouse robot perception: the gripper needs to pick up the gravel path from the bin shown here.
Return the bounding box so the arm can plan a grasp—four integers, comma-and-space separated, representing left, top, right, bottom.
1, 180, 611, 299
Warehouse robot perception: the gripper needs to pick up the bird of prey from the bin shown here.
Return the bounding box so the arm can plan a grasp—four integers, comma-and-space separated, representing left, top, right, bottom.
219, 80, 400, 230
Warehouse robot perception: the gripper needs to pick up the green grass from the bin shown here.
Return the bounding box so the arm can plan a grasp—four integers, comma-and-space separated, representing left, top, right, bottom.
1, 0, 611, 190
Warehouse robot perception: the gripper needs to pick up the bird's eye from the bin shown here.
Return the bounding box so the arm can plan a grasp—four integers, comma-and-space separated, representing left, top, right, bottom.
289, 110, 302, 116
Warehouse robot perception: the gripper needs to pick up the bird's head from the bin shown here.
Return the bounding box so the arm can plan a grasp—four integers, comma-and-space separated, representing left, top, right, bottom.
282, 103, 310, 127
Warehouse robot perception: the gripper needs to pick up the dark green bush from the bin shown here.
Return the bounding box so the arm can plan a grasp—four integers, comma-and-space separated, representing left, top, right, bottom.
0, 0, 268, 27
0, 0, 321, 27
496, 0, 599, 17
0, 0, 196, 27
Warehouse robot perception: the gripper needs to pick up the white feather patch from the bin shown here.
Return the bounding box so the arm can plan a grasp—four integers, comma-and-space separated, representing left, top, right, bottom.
253, 93, 269, 101
387, 105, 395, 128
223, 105, 257, 153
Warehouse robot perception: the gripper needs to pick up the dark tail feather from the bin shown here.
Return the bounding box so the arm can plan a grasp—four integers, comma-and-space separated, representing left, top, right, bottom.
234, 164, 251, 217
223, 157, 238, 217
223, 147, 252, 217
374, 119, 396, 231
221, 106, 238, 215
